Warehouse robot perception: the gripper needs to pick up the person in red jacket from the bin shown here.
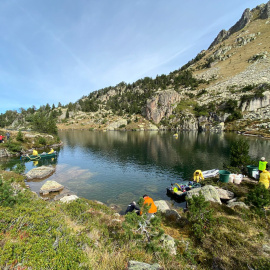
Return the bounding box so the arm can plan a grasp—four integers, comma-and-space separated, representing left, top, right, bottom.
140, 194, 157, 219
0, 134, 4, 143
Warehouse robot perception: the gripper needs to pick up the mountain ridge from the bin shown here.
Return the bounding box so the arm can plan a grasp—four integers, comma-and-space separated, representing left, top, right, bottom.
1, 1, 270, 136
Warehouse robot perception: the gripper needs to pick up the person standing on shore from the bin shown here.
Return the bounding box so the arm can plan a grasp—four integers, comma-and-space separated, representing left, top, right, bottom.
6, 131, 10, 141
259, 170, 270, 189
193, 169, 204, 183
259, 157, 268, 174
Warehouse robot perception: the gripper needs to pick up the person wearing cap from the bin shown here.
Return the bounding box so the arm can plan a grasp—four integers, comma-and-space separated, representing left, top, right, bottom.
259, 157, 268, 174
124, 201, 140, 215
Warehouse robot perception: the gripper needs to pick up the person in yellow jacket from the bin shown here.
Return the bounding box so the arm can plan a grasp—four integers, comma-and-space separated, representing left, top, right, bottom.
259, 170, 270, 189
32, 149, 38, 156
140, 194, 157, 218
48, 148, 54, 154
193, 169, 204, 182
259, 157, 268, 174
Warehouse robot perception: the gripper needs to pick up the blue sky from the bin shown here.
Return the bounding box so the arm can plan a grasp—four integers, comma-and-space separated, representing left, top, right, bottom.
0, 0, 266, 113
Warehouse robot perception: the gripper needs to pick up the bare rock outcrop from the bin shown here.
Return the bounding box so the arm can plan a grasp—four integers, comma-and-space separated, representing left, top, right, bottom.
144, 90, 181, 124
260, 1, 270, 19
209, 8, 252, 48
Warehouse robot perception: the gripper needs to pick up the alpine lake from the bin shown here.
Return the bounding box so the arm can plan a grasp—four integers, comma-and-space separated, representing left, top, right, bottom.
4, 130, 270, 213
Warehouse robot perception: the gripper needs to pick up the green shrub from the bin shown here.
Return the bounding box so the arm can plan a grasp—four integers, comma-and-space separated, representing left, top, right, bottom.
38, 137, 47, 145
12, 163, 26, 174
0, 178, 27, 207
245, 183, 270, 216
16, 130, 24, 142
186, 192, 215, 240
7, 141, 22, 153
229, 138, 250, 169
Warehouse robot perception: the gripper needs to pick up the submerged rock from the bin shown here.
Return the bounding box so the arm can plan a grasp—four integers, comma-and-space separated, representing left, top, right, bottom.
26, 166, 55, 180
40, 180, 64, 195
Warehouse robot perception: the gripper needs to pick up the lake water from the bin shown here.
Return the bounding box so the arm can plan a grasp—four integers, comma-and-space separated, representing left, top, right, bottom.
5, 130, 270, 212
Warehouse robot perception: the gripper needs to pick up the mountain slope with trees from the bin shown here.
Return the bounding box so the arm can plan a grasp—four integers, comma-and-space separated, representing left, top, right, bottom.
1, 1, 270, 136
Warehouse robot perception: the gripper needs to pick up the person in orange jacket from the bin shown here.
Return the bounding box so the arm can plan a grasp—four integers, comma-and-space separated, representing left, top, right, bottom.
140, 194, 157, 219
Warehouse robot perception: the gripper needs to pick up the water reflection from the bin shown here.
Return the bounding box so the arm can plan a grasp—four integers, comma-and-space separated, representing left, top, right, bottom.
4, 130, 269, 212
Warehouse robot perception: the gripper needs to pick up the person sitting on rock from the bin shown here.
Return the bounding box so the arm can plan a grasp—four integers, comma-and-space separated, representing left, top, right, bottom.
124, 201, 140, 215
193, 169, 204, 183
48, 148, 54, 154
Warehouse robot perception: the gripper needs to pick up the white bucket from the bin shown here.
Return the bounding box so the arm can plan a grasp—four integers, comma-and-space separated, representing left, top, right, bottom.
228, 174, 235, 183
234, 174, 242, 184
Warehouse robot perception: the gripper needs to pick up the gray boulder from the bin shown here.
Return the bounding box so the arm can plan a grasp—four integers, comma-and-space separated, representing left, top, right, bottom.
227, 201, 249, 209
40, 180, 64, 195
164, 209, 181, 221
154, 200, 181, 220
263, 244, 270, 254
128, 261, 162, 270
186, 185, 221, 204
215, 187, 234, 200
160, 234, 176, 255
26, 166, 55, 180
154, 200, 170, 213
60, 195, 79, 203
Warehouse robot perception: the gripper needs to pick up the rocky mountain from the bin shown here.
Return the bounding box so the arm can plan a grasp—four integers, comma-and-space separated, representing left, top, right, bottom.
1, 1, 270, 136
57, 1, 269, 135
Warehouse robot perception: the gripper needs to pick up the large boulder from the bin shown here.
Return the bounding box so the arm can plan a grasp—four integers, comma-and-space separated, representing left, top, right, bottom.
154, 200, 170, 213
154, 200, 181, 221
186, 185, 221, 204
40, 180, 64, 195
215, 187, 234, 200
26, 166, 55, 180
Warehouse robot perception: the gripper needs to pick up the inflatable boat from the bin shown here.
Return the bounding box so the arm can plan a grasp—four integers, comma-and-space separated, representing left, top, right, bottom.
166, 181, 201, 202
202, 169, 219, 178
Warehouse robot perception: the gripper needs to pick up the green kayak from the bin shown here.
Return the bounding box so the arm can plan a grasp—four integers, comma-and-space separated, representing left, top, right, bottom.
20, 152, 57, 161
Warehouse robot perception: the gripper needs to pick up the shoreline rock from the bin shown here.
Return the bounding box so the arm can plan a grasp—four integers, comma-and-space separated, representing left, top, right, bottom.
26, 166, 56, 180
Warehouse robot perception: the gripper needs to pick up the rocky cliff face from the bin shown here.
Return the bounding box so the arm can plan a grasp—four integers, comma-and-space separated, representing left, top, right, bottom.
143, 90, 181, 124
209, 1, 270, 49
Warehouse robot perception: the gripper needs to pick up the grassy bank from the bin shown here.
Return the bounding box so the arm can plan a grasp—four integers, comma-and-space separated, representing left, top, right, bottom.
0, 171, 270, 269
0, 129, 61, 156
